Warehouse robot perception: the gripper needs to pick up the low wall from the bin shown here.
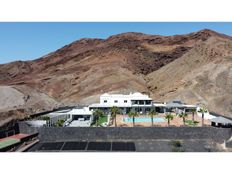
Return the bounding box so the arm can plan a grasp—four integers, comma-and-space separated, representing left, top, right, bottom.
225, 138, 232, 148
18, 122, 40, 135
0, 121, 20, 138
37, 127, 231, 142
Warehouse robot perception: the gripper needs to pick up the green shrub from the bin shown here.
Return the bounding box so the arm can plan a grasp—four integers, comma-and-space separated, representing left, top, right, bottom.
41, 116, 50, 121
55, 119, 65, 127
92, 115, 107, 126
185, 120, 199, 126
170, 140, 185, 152
170, 140, 182, 147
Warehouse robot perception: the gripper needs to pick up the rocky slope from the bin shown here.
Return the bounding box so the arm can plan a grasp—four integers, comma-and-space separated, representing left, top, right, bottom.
147, 35, 232, 116
0, 29, 231, 124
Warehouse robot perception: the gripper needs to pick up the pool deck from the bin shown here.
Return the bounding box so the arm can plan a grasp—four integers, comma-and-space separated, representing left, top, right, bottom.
111, 113, 211, 127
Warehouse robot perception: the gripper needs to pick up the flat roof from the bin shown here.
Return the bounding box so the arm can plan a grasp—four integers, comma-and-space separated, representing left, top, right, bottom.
183, 104, 197, 108
210, 117, 232, 124
166, 103, 184, 108
89, 103, 131, 108
166, 103, 197, 108
101, 92, 152, 100
68, 120, 91, 127
68, 108, 92, 115
47, 107, 92, 116
153, 103, 166, 107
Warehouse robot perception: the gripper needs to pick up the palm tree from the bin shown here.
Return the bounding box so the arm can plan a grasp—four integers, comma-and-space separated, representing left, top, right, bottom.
133, 112, 138, 126
178, 112, 188, 126
149, 109, 157, 126
198, 107, 207, 126
165, 113, 174, 126
110, 106, 119, 127
128, 110, 138, 127
93, 109, 104, 126
190, 108, 196, 121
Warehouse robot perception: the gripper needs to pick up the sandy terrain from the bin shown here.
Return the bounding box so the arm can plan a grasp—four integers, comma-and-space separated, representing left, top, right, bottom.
0, 86, 25, 111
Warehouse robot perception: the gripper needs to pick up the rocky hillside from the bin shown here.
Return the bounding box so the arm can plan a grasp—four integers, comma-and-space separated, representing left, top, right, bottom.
0, 29, 231, 124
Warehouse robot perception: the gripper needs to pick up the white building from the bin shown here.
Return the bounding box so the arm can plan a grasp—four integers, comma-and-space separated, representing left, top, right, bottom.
89, 93, 198, 115
67, 107, 93, 127
89, 92, 153, 114
164, 100, 198, 113
26, 92, 199, 127
27, 107, 93, 127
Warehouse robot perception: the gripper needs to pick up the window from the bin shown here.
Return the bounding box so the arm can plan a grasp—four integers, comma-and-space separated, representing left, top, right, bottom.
145, 100, 151, 105
104, 100, 107, 103
114, 100, 118, 103
124, 100, 127, 103
173, 100, 182, 104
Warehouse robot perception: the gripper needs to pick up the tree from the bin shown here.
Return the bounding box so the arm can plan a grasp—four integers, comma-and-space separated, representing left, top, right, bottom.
56, 119, 65, 127
198, 107, 207, 126
93, 109, 104, 126
128, 110, 138, 127
149, 108, 157, 126
110, 106, 119, 127
178, 112, 188, 126
41, 116, 50, 126
190, 108, 196, 121
41, 116, 50, 121
165, 113, 174, 126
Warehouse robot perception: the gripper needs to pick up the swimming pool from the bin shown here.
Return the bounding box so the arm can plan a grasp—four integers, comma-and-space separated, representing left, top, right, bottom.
123, 117, 165, 123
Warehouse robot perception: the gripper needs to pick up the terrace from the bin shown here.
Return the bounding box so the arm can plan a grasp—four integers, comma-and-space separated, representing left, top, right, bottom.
111, 113, 211, 127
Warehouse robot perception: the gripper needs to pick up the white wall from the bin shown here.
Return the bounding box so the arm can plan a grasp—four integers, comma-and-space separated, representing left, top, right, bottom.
196, 107, 216, 120
100, 92, 152, 107
25, 120, 46, 127
100, 94, 132, 106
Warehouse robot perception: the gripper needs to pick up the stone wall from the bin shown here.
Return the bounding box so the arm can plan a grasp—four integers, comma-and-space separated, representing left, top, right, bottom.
0, 121, 19, 138
37, 127, 231, 142
18, 122, 40, 135
225, 138, 232, 148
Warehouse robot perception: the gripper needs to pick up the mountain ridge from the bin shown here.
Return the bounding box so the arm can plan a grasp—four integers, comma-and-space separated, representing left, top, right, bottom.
0, 28, 231, 125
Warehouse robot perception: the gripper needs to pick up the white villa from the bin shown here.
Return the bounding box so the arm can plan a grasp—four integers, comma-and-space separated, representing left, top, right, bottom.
89, 92, 197, 115
27, 92, 227, 127
89, 92, 153, 114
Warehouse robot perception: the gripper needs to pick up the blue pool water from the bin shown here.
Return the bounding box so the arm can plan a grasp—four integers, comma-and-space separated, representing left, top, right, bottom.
123, 117, 165, 123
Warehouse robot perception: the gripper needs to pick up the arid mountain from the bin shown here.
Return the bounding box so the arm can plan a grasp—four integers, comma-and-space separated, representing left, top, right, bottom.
0, 29, 232, 124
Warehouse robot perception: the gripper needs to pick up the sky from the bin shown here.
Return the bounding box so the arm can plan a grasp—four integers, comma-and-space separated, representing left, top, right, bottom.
0, 22, 232, 64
